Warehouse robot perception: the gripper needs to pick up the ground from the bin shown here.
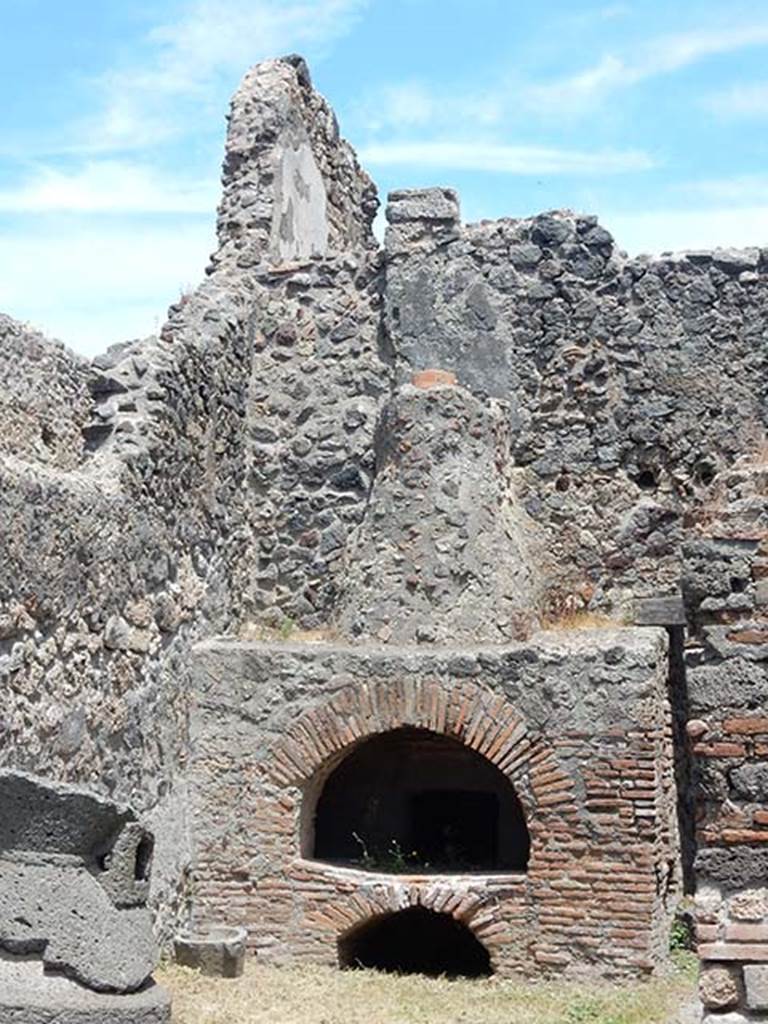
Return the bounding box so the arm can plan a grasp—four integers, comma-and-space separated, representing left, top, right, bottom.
157, 957, 697, 1024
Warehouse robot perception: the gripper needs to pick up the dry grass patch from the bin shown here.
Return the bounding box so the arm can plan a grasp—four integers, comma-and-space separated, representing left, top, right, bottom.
541, 610, 623, 631
239, 620, 338, 643
158, 958, 696, 1024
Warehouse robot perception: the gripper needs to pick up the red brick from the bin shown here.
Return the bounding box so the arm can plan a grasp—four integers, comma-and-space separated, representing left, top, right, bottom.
411, 368, 457, 389
724, 717, 768, 734
692, 742, 747, 757
721, 829, 768, 844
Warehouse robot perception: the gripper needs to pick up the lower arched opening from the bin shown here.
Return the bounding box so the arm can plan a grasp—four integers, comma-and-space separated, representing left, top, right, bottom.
338, 907, 492, 978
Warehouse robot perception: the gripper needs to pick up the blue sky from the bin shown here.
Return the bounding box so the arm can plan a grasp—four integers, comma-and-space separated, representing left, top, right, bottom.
1, 0, 768, 355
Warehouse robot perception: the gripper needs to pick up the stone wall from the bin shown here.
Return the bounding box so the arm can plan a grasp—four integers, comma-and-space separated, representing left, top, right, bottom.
0, 315, 91, 469
240, 249, 388, 625
230, 181, 768, 632
0, 54, 377, 941
0, 285, 253, 938
213, 55, 377, 271
384, 189, 768, 619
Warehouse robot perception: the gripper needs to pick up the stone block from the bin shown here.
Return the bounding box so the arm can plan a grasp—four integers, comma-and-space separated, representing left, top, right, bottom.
0, 771, 158, 993
694, 882, 724, 923
174, 925, 248, 978
701, 1014, 750, 1024
696, 847, 768, 889
731, 765, 768, 802
713, 248, 760, 273
730, 889, 768, 922
699, 963, 742, 1010
668, 1000, 703, 1024
744, 965, 768, 1011
0, 952, 171, 1023
386, 188, 460, 224
699, 943, 768, 962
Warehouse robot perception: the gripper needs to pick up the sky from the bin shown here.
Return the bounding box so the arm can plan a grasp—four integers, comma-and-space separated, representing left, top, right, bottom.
1, 0, 768, 356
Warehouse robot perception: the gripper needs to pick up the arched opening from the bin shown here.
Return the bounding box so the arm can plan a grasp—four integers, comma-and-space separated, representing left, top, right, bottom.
338, 907, 492, 977
310, 727, 530, 872
134, 833, 154, 881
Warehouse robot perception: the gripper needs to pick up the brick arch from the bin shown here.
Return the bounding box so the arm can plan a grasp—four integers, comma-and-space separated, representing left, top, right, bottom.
329, 881, 514, 968
265, 678, 576, 828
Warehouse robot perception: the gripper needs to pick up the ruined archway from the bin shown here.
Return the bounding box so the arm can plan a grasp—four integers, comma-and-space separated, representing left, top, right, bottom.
338, 906, 492, 977
311, 727, 530, 872
252, 677, 581, 975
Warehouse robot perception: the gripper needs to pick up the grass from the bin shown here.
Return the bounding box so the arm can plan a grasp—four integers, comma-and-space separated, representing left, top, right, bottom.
540, 610, 623, 631
239, 620, 338, 644
158, 956, 697, 1024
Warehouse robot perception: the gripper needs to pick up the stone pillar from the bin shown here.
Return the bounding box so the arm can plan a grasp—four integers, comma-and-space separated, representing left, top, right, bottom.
334, 371, 542, 644
384, 187, 461, 257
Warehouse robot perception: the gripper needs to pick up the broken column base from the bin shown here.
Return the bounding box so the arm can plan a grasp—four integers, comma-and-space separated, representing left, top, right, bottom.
0, 954, 171, 1024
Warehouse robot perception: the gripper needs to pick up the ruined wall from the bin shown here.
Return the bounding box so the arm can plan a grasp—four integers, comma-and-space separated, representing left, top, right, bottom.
0, 315, 91, 469
0, 55, 377, 938
213, 54, 377, 270
1, 50, 766, 990
239, 249, 388, 625
384, 189, 768, 618
184, 55, 391, 629
0, 288, 253, 936
238, 183, 768, 632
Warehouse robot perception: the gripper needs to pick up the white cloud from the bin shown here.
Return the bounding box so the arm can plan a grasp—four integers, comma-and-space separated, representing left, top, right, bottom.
359, 140, 654, 175
0, 0, 367, 354
355, 16, 768, 147
643, 23, 768, 75
703, 82, 768, 118
682, 174, 768, 203
148, 0, 365, 76
527, 22, 768, 112
361, 81, 503, 133
603, 205, 768, 255
86, 0, 369, 149
525, 54, 627, 112
0, 220, 216, 355
0, 161, 217, 214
